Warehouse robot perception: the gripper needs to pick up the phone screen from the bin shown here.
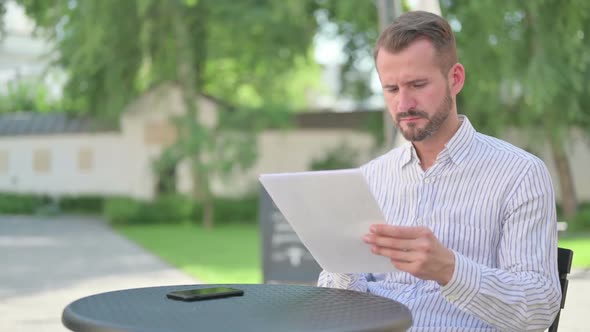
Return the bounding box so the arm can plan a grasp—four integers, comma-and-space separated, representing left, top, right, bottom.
166, 287, 244, 301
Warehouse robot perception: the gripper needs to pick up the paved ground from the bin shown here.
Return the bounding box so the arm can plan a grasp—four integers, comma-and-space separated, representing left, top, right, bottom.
1, 215, 588, 331
0, 215, 199, 332
559, 268, 590, 332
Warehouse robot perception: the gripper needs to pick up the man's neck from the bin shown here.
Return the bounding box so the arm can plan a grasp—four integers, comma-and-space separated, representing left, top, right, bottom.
413, 115, 462, 170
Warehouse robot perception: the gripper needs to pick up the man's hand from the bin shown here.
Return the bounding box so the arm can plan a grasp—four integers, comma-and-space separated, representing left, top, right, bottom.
363, 225, 455, 285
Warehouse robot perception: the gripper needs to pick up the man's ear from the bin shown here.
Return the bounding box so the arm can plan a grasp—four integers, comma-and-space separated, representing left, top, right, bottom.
448, 63, 465, 95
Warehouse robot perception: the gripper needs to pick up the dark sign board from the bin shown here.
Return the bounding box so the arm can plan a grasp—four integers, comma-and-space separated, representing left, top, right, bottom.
259, 186, 322, 284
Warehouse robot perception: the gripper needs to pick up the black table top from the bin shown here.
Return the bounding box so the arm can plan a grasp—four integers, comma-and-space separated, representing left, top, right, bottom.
62, 284, 412, 332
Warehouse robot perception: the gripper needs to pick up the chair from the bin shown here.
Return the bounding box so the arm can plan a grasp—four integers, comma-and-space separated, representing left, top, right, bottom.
548, 247, 574, 332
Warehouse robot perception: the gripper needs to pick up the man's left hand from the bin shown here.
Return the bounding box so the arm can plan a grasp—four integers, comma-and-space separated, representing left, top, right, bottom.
363, 225, 455, 285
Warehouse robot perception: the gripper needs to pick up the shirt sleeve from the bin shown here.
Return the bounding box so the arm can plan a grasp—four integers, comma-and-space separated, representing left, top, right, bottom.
441, 159, 562, 331
317, 271, 370, 292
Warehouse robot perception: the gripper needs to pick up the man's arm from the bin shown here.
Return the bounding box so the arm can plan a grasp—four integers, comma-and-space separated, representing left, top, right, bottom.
440, 159, 561, 331
364, 159, 561, 331
317, 271, 370, 292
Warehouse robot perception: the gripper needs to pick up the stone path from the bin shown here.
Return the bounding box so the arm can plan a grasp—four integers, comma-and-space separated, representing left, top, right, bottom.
0, 215, 199, 332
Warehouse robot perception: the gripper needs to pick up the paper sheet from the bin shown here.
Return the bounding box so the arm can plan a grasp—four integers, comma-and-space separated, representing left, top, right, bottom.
259, 168, 397, 273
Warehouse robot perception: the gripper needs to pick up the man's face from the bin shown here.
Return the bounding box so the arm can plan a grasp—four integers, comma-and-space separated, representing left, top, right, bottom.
376, 39, 455, 142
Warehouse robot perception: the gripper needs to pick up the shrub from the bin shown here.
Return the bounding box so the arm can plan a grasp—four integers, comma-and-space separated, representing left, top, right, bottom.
569, 205, 590, 232
558, 201, 590, 233
103, 197, 144, 225
59, 195, 104, 213
141, 194, 194, 224
104, 194, 195, 225
212, 195, 259, 224
0, 193, 47, 214
309, 143, 359, 171
0, 191, 258, 226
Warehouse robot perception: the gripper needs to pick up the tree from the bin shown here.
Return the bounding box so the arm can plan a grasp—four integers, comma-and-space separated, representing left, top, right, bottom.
0, 2, 6, 35
444, 0, 590, 218
16, 0, 320, 228
314, 1, 379, 101
305, 1, 590, 219
0, 80, 56, 113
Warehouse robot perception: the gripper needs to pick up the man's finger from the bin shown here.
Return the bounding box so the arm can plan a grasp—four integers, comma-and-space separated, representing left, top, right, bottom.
369, 224, 428, 239
364, 234, 413, 251
371, 246, 414, 263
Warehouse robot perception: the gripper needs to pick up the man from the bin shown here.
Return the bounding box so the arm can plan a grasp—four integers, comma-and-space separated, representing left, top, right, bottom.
318, 11, 561, 332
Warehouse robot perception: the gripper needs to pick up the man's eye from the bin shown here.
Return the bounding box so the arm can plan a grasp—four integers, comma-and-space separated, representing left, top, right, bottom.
413, 83, 426, 88
386, 87, 398, 93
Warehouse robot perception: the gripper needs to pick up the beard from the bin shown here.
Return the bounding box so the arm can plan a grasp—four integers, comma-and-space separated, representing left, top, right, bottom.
394, 89, 453, 142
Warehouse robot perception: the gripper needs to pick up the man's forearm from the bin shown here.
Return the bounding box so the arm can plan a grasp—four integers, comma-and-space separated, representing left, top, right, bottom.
441, 251, 561, 332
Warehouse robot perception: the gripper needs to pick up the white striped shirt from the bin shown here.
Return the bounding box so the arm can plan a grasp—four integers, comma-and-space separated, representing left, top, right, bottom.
318, 116, 561, 332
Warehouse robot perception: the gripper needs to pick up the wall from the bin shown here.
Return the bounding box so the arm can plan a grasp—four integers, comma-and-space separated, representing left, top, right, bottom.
0, 133, 134, 196
1, 102, 587, 203
196, 129, 376, 197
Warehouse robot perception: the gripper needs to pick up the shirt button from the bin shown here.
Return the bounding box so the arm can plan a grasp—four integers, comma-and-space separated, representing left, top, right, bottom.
447, 294, 458, 301
404, 293, 411, 299
424, 178, 431, 183
416, 218, 422, 224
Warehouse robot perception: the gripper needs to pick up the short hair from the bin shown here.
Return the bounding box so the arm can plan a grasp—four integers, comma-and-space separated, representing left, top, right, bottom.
374, 11, 457, 73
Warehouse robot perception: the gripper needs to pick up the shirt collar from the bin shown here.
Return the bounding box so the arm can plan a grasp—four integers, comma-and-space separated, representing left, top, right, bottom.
399, 114, 476, 168
444, 115, 476, 165
400, 141, 415, 167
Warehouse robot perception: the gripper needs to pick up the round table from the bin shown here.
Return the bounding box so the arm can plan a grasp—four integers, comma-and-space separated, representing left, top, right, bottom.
62, 284, 412, 332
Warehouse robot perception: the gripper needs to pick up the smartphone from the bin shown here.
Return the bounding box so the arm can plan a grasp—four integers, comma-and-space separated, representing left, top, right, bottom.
166, 287, 244, 301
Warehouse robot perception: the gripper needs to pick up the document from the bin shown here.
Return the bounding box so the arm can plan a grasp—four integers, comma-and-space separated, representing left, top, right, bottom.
259, 168, 397, 273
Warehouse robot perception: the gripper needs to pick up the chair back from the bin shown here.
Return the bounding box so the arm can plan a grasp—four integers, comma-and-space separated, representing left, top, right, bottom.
548, 247, 574, 332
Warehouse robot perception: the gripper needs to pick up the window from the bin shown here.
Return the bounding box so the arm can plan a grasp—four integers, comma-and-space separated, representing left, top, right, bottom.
78, 148, 93, 171
33, 149, 51, 173
0, 150, 8, 173
144, 121, 177, 146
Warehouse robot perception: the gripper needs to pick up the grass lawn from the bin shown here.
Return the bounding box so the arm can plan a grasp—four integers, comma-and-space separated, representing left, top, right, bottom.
559, 235, 590, 268
116, 223, 262, 284
116, 223, 590, 284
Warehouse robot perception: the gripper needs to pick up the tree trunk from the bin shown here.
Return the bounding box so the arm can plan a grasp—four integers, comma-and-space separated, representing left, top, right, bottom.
172, 1, 212, 228
202, 195, 214, 230
190, 157, 214, 229
549, 136, 578, 218
376, 0, 402, 149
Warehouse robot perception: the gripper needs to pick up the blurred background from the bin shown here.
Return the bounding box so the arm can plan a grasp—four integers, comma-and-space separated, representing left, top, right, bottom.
0, 0, 589, 330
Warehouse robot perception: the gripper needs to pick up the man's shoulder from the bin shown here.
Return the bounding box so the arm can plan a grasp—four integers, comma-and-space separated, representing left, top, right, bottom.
361, 145, 407, 173
473, 132, 546, 169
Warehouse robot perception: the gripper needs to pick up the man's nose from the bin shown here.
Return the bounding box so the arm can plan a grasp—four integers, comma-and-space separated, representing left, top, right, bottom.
397, 89, 417, 113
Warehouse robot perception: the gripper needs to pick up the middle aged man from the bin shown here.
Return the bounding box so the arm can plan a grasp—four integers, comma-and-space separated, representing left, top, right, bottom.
318, 11, 561, 332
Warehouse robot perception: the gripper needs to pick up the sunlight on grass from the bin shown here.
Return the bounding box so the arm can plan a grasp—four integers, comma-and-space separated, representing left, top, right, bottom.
116, 223, 262, 284
116, 223, 590, 284
559, 236, 590, 268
